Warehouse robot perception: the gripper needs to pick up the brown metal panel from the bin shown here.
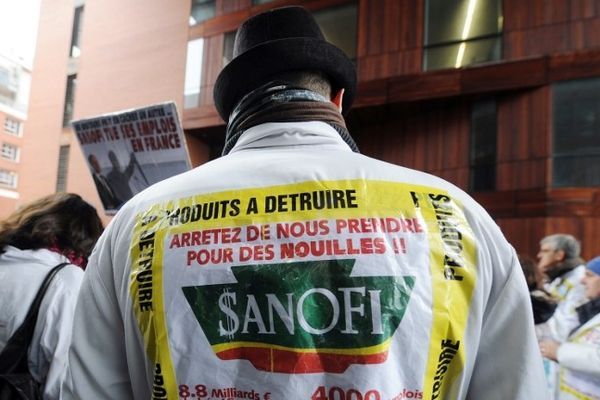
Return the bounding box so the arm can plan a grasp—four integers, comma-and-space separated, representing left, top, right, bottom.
529, 86, 550, 159
365, 0, 384, 55
388, 70, 461, 102
571, 21, 585, 50
542, 0, 571, 25
582, 217, 600, 259
218, 0, 251, 15
357, 55, 383, 81
182, 105, 223, 129
548, 49, 600, 81
503, 0, 532, 31
356, 0, 369, 57
570, 0, 599, 20
503, 30, 525, 60
496, 162, 517, 191
354, 79, 388, 107
398, 49, 423, 76
583, 18, 600, 48
382, 0, 401, 52
461, 58, 548, 94
402, 0, 423, 50
515, 187, 548, 216
538, 24, 572, 54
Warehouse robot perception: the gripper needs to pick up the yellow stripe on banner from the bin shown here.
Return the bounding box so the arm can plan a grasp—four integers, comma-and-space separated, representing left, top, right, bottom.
416, 192, 477, 400
130, 211, 178, 399
212, 337, 392, 355
157, 179, 424, 233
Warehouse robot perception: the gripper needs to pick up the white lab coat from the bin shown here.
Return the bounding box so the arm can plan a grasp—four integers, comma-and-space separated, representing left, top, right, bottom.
537, 265, 588, 342
66, 121, 549, 400
0, 246, 82, 399
556, 312, 600, 399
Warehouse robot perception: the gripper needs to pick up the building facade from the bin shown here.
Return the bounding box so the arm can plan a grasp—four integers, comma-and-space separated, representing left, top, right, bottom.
0, 52, 31, 212
16, 0, 600, 260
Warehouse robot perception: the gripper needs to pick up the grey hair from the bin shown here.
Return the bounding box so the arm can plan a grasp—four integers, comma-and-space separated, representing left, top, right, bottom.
541, 234, 581, 260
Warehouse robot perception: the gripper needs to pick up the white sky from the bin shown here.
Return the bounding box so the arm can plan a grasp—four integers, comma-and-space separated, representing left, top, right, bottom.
0, 0, 42, 66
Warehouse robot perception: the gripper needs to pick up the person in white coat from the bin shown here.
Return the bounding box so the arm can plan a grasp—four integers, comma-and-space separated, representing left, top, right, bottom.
540, 256, 600, 399
65, 6, 549, 400
0, 193, 103, 399
536, 234, 588, 342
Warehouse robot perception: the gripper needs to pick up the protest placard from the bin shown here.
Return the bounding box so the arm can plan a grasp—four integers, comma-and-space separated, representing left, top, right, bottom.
72, 102, 191, 214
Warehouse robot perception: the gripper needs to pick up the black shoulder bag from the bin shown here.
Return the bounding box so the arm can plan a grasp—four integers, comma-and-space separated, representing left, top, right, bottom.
0, 262, 69, 400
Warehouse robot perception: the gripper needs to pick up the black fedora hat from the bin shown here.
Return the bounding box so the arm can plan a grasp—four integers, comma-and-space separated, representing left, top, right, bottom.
213, 6, 357, 121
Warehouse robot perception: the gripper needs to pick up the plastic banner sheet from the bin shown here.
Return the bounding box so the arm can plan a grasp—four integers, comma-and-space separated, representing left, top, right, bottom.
128, 180, 477, 400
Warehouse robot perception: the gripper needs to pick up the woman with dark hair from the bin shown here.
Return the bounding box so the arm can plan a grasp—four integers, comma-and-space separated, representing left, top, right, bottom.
0, 193, 103, 399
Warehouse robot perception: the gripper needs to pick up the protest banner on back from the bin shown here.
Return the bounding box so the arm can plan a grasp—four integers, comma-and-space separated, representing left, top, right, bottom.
72, 102, 191, 214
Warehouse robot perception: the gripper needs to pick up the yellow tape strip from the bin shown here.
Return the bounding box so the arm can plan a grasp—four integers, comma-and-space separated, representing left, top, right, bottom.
417, 191, 477, 399
212, 336, 392, 355
130, 211, 178, 399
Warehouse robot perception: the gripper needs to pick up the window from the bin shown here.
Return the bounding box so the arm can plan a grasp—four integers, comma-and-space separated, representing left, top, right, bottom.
313, 4, 358, 61
1, 143, 19, 162
70, 6, 84, 57
223, 31, 236, 66
0, 169, 17, 188
184, 39, 204, 109
553, 78, 600, 187
56, 145, 70, 192
63, 74, 77, 126
189, 0, 215, 26
469, 99, 497, 192
4, 118, 21, 135
0, 67, 9, 89
424, 0, 503, 71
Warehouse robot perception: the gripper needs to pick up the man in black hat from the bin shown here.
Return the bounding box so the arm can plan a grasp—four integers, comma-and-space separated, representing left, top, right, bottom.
66, 6, 548, 399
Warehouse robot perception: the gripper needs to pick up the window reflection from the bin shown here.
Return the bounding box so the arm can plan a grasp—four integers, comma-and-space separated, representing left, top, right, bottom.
313, 4, 357, 61
553, 78, 600, 187
424, 0, 503, 70
223, 31, 236, 66
184, 39, 204, 109
189, 0, 215, 26
70, 6, 84, 58
470, 99, 497, 192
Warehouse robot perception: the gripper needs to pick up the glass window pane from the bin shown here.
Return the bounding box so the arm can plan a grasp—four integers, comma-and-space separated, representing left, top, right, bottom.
424, 0, 502, 71
424, 35, 501, 70
553, 78, 600, 155
4, 118, 21, 135
184, 39, 204, 109
189, 0, 215, 26
70, 6, 84, 58
0, 169, 17, 188
223, 31, 236, 66
470, 99, 497, 192
425, 0, 502, 45
313, 4, 357, 60
553, 77, 600, 187
63, 74, 77, 126
1, 143, 19, 161
56, 145, 70, 192
471, 166, 496, 192
554, 155, 600, 187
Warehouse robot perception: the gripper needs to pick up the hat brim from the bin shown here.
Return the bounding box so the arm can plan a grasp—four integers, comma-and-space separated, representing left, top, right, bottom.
214, 37, 356, 121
